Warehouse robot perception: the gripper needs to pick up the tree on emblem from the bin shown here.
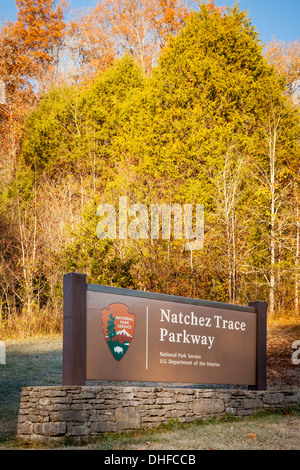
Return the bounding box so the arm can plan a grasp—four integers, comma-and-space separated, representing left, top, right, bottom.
106, 313, 116, 339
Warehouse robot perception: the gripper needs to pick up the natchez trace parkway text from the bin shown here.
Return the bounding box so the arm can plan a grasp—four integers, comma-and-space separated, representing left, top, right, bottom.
159, 308, 247, 349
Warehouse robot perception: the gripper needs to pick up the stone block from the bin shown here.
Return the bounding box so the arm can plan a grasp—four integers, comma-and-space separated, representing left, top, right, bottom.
194, 398, 225, 416
28, 414, 43, 423
41, 422, 66, 436
115, 407, 140, 431
61, 410, 89, 423
118, 392, 135, 401
174, 388, 194, 395
17, 422, 32, 435
156, 397, 174, 405
49, 404, 70, 411
165, 410, 186, 418
67, 424, 89, 436
142, 415, 167, 423
39, 397, 51, 406
44, 390, 67, 397
70, 403, 92, 410
148, 409, 166, 416
240, 398, 263, 409
90, 421, 116, 433
284, 393, 300, 404
176, 394, 193, 403
263, 393, 284, 404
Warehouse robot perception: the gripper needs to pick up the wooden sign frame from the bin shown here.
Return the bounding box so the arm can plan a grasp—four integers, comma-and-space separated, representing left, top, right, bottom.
62, 272, 267, 390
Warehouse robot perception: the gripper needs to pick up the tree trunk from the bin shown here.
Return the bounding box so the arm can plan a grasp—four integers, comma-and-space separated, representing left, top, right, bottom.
295, 199, 299, 314
268, 111, 279, 317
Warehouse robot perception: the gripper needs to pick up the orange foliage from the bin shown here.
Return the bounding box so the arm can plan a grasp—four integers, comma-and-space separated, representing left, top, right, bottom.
206, 0, 224, 14
15, 0, 66, 72
148, 0, 192, 43
0, 0, 67, 96
0, 0, 67, 178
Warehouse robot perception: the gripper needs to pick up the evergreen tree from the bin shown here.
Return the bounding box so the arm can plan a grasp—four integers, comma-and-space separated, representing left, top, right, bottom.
106, 313, 116, 340
118, 2, 300, 306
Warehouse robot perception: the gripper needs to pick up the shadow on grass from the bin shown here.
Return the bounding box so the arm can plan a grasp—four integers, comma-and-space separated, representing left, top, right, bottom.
0, 336, 63, 443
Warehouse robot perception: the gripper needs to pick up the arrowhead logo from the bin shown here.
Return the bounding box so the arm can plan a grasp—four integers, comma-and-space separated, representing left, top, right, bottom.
101, 303, 136, 361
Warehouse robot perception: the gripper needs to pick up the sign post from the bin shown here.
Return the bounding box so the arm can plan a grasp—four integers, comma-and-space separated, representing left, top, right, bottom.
62, 272, 87, 386
62, 272, 267, 390
248, 300, 267, 391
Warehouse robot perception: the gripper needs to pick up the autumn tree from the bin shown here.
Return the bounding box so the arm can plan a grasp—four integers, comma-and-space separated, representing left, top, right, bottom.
0, 0, 67, 180
0, 0, 68, 328
264, 39, 300, 314
264, 39, 300, 94
0, 0, 67, 95
14, 0, 66, 67
68, 0, 193, 76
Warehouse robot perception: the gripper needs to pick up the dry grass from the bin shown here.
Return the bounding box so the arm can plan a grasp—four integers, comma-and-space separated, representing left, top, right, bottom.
267, 315, 300, 388
81, 411, 300, 450
0, 308, 62, 340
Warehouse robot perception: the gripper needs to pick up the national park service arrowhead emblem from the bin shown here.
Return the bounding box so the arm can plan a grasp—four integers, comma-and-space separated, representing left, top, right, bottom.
102, 303, 136, 361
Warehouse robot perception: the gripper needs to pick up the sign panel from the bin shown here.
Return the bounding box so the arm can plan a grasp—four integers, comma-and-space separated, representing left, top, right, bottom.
86, 285, 257, 385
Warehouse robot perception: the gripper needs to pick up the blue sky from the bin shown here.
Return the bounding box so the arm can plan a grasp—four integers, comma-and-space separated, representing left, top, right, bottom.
0, 0, 299, 45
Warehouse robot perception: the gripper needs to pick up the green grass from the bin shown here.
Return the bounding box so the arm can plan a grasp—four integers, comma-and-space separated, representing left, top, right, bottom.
0, 335, 299, 450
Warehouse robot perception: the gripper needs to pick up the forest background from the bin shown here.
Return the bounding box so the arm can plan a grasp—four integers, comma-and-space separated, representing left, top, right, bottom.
0, 0, 300, 339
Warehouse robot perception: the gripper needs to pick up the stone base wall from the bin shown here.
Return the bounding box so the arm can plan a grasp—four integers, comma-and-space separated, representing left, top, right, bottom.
17, 385, 299, 443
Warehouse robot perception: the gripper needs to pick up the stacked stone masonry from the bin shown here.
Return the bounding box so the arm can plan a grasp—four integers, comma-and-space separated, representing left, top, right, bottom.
17, 385, 299, 443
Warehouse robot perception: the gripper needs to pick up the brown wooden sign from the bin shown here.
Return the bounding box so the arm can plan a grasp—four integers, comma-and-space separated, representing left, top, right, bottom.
62, 273, 267, 389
